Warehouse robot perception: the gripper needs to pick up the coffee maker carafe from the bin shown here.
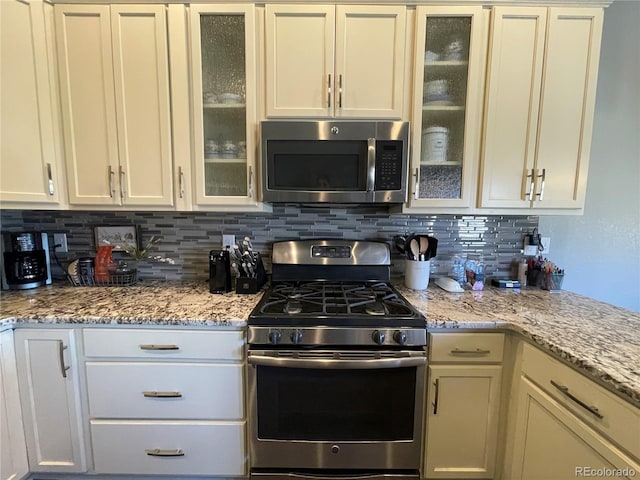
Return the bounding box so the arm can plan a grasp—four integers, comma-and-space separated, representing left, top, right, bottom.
1, 232, 52, 290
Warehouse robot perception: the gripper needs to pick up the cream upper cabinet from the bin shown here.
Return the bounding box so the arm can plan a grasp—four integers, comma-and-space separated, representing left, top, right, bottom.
1, 0, 62, 206
406, 6, 487, 211
189, 4, 261, 209
55, 4, 173, 208
479, 7, 603, 210
265, 4, 406, 118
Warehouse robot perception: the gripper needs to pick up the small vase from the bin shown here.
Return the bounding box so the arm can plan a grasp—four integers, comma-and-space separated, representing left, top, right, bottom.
94, 246, 114, 283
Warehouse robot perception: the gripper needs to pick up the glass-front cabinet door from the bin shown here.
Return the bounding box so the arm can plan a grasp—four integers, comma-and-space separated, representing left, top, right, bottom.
407, 7, 487, 210
190, 5, 258, 207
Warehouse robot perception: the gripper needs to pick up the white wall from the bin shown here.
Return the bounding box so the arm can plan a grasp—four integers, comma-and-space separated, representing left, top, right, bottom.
539, 0, 640, 312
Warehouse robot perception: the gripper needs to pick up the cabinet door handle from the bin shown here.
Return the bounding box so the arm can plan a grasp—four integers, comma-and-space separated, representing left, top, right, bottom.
432, 378, 439, 415
248, 165, 254, 199
550, 380, 603, 419
178, 166, 185, 199
118, 165, 126, 201
413, 167, 419, 200
46, 163, 54, 195
145, 449, 184, 457
143, 391, 182, 398
450, 348, 491, 355
338, 74, 343, 108
535, 168, 546, 201
524, 168, 535, 201
108, 166, 115, 198
58, 340, 70, 378
139, 344, 179, 351
327, 73, 332, 108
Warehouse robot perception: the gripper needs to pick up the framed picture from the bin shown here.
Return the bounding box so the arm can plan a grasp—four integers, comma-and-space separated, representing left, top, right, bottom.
94, 226, 138, 252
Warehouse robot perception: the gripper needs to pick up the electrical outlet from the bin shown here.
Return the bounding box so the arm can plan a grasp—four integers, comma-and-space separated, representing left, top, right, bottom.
540, 237, 551, 255
53, 233, 68, 253
222, 234, 236, 250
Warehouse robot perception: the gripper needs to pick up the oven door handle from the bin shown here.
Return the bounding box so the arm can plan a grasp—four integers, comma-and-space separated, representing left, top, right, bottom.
247, 355, 426, 369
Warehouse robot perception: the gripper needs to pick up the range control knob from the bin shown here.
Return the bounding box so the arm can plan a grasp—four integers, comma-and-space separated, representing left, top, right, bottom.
268, 330, 282, 345
290, 329, 303, 344
394, 330, 408, 345
372, 330, 386, 345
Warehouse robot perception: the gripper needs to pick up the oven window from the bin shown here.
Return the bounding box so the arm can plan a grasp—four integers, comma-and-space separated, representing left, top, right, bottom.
256, 366, 416, 441
266, 140, 367, 191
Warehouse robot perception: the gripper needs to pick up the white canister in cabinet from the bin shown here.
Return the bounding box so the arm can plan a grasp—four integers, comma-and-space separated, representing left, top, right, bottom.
422, 127, 449, 163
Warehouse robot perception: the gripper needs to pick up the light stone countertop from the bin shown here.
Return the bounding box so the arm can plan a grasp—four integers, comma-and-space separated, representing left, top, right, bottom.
0, 280, 261, 330
396, 283, 640, 407
0, 280, 638, 406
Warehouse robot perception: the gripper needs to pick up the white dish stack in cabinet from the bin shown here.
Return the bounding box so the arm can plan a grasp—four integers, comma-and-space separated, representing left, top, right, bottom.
424, 333, 504, 479
55, 4, 174, 208
264, 4, 406, 119
479, 7, 604, 211
82, 328, 247, 476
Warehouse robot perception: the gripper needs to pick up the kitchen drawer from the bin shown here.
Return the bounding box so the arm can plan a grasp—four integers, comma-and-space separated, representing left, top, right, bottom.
429, 333, 504, 363
522, 342, 640, 460
86, 362, 243, 420
83, 329, 244, 360
91, 420, 246, 476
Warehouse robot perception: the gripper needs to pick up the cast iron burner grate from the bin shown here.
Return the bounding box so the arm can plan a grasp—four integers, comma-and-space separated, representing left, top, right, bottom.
259, 282, 414, 317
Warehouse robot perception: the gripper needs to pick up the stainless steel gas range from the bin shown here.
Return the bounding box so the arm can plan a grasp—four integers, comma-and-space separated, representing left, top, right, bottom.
247, 240, 427, 480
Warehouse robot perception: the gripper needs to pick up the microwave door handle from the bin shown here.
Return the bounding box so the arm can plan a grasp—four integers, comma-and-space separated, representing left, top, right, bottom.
367, 138, 376, 192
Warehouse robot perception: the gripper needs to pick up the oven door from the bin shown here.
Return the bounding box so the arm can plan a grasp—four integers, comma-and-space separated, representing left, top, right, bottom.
247, 350, 426, 471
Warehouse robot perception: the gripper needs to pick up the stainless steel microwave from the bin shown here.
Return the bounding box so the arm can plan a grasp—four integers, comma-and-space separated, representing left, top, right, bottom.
261, 120, 409, 203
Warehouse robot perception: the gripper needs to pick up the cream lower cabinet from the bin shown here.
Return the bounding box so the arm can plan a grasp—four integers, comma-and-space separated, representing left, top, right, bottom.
507, 342, 640, 480
55, 4, 173, 208
0, 0, 63, 208
479, 7, 603, 211
1, 330, 29, 480
424, 333, 504, 479
265, 4, 406, 118
82, 328, 247, 476
14, 328, 86, 473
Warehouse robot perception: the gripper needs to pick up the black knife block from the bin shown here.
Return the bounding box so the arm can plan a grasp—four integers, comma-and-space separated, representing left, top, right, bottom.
235, 253, 267, 294
209, 250, 232, 294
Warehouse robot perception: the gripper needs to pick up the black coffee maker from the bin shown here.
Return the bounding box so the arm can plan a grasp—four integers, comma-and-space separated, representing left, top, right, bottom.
1, 232, 52, 290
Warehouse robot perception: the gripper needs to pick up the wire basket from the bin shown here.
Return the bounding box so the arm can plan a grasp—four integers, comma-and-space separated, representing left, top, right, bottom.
67, 270, 138, 287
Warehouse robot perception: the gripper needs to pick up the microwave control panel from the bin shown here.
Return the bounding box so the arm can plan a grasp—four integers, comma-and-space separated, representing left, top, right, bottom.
375, 141, 403, 190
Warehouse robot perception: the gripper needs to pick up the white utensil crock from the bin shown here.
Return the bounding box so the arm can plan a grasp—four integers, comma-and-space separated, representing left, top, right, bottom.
405, 259, 430, 290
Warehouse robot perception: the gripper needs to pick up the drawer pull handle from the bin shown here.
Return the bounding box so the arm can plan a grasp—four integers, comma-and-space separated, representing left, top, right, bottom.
145, 449, 184, 457
550, 380, 603, 419
432, 378, 439, 415
143, 391, 182, 398
451, 348, 491, 355
139, 344, 179, 351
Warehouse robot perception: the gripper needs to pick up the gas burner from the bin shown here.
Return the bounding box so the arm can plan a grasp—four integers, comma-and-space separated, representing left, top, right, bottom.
365, 301, 387, 316
284, 301, 302, 314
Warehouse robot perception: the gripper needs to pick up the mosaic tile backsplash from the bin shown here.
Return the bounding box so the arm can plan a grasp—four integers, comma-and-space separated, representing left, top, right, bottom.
1, 207, 538, 282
